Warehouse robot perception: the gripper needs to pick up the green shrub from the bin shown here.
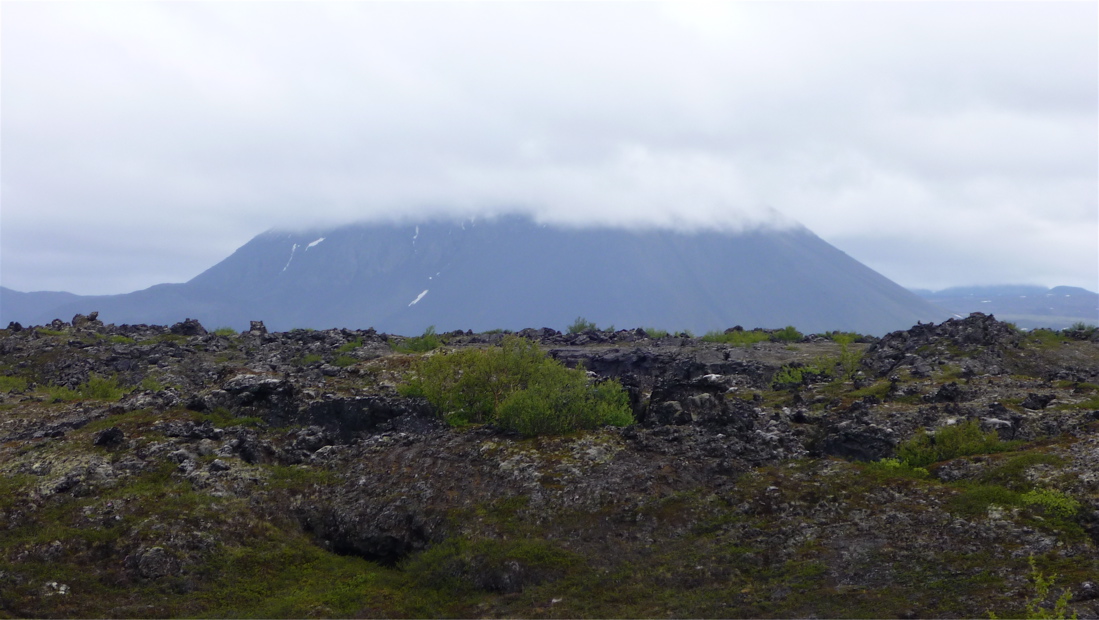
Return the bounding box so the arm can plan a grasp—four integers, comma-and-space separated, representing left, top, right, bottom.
567, 316, 598, 334
1065, 322, 1098, 341
947, 483, 1023, 518
701, 329, 770, 346
831, 333, 863, 380
864, 458, 930, 480
47, 374, 130, 402
896, 420, 1019, 468
0, 375, 28, 393
332, 355, 357, 368
771, 326, 804, 343
212, 326, 237, 336
1020, 488, 1081, 519
337, 338, 363, 353
771, 360, 833, 389
139, 376, 166, 392
991, 556, 1079, 620
400, 335, 632, 435
394, 326, 443, 353
644, 328, 670, 339
497, 366, 633, 437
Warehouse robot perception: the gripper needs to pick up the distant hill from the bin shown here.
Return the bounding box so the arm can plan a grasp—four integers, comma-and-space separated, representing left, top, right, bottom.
912, 285, 1099, 330
2, 216, 949, 335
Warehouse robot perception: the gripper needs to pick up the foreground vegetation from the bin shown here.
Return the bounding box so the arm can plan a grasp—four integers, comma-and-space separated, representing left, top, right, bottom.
0, 316, 1096, 618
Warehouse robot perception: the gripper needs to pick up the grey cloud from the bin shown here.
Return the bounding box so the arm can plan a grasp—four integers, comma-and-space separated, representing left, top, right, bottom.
2, 1, 1095, 295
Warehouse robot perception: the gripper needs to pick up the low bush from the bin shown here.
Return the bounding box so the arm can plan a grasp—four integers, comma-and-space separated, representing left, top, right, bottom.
337, 338, 363, 353
896, 420, 1019, 468
400, 335, 633, 436
831, 332, 864, 380
212, 327, 237, 337
332, 355, 357, 368
644, 327, 669, 339
0, 375, 29, 393
47, 374, 130, 402
772, 360, 833, 389
863, 458, 930, 480
701, 330, 770, 346
567, 316, 598, 334
771, 326, 804, 343
394, 326, 444, 353
1020, 488, 1081, 519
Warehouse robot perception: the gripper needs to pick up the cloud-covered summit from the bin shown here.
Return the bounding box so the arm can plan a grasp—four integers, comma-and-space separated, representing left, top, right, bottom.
2, 2, 1095, 295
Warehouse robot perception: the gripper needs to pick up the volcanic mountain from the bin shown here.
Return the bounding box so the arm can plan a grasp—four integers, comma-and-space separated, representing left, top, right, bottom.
2, 216, 949, 335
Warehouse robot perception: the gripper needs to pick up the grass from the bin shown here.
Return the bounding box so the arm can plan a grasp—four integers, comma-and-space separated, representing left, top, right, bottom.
332, 355, 357, 368
337, 338, 363, 353
0, 375, 29, 392
45, 374, 130, 402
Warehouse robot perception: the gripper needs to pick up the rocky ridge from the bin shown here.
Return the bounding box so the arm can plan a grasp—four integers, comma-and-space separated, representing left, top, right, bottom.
0, 313, 1097, 618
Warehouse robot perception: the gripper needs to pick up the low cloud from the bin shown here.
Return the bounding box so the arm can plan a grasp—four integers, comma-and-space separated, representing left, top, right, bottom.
2, 1, 1096, 294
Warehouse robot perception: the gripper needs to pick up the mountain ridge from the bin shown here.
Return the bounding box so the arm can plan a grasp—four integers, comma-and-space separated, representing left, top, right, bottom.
3, 216, 948, 335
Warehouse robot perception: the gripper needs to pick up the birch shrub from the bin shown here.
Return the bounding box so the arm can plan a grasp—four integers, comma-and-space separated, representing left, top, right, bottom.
400, 335, 633, 436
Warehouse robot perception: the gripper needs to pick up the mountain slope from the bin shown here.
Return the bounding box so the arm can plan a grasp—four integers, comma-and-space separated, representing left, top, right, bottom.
913, 285, 1099, 330
4, 216, 949, 335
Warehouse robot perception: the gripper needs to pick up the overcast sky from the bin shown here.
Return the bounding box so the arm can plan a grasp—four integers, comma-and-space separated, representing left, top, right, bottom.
2, 1, 1096, 296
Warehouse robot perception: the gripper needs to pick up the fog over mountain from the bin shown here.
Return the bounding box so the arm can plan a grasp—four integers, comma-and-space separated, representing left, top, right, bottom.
1, 216, 948, 336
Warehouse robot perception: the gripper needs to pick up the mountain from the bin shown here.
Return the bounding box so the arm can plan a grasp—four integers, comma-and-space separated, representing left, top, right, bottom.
913, 285, 1099, 330
2, 216, 950, 335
